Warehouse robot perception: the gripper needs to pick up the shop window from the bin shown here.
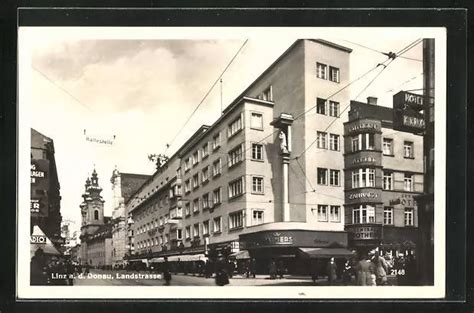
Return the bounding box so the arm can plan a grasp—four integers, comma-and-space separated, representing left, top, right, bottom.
317, 168, 328, 185
229, 211, 244, 230
317, 205, 328, 222
316, 62, 327, 79
252, 210, 264, 225
404, 208, 414, 226
251, 143, 264, 160
251, 176, 264, 194
384, 207, 393, 225
383, 138, 393, 155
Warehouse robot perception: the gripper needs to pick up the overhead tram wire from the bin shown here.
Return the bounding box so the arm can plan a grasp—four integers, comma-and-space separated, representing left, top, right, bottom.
343, 39, 423, 62
163, 39, 249, 155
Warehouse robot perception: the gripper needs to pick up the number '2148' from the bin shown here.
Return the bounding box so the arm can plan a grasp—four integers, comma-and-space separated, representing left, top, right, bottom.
391, 269, 405, 276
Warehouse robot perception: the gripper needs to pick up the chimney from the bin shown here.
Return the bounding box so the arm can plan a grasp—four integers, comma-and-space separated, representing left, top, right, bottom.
367, 96, 378, 105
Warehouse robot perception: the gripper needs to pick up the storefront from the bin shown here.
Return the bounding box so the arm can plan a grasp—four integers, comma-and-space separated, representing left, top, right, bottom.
239, 230, 352, 275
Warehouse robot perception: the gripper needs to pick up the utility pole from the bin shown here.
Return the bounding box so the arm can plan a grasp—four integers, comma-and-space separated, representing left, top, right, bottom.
417, 38, 435, 285
220, 78, 223, 115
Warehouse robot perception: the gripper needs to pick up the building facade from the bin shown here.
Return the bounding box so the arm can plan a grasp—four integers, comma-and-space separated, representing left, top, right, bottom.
126, 39, 354, 274
79, 169, 113, 267
110, 169, 150, 267
31, 128, 62, 246
343, 98, 423, 256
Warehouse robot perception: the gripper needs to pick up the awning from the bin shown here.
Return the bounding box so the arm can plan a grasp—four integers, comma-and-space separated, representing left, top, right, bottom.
299, 247, 355, 258
166, 253, 207, 262
30, 225, 61, 257
230, 250, 250, 260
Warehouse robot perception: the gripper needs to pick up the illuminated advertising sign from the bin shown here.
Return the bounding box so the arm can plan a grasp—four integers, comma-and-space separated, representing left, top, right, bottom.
31, 159, 50, 217
393, 91, 426, 133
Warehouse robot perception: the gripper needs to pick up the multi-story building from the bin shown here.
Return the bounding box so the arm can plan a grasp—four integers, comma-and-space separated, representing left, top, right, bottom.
110, 168, 150, 267
343, 97, 423, 257
31, 128, 62, 246
79, 169, 113, 267
126, 39, 354, 274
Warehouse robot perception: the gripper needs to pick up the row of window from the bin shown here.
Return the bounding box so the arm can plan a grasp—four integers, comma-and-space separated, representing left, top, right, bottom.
136, 214, 170, 235
316, 168, 341, 186
183, 112, 264, 172
316, 98, 340, 117
315, 205, 341, 222
316, 62, 340, 83
352, 205, 414, 226
383, 138, 414, 158
317, 132, 340, 150
350, 168, 415, 192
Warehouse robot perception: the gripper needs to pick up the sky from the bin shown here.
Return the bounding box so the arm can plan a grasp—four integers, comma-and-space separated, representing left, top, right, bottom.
23, 28, 424, 236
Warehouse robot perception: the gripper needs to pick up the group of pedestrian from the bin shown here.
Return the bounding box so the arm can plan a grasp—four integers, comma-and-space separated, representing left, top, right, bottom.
268, 259, 286, 279
30, 248, 75, 286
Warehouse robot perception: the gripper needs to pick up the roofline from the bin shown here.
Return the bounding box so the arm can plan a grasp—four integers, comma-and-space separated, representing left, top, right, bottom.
308, 39, 353, 53
176, 125, 211, 157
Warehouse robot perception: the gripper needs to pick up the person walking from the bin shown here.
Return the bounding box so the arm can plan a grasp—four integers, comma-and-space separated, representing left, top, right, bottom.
269, 260, 277, 279
310, 259, 319, 284
162, 257, 172, 286
342, 259, 353, 285
215, 257, 230, 286
277, 260, 285, 279
355, 253, 377, 286
326, 257, 337, 285
374, 253, 389, 285
30, 248, 48, 285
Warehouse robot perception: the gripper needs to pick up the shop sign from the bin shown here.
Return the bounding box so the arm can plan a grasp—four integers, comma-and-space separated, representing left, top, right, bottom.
30, 199, 45, 215
353, 156, 377, 165
31, 234, 47, 244
348, 122, 378, 134
262, 232, 294, 245
393, 91, 426, 133
351, 226, 382, 240
31, 160, 49, 186
348, 192, 378, 200
389, 194, 417, 207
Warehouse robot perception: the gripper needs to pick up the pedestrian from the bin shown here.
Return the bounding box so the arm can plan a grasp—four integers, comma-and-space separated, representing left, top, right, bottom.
162, 257, 172, 286
30, 248, 48, 285
277, 260, 285, 279
342, 259, 353, 285
249, 258, 256, 278
326, 257, 337, 285
215, 257, 229, 286
269, 260, 277, 279
310, 259, 319, 284
374, 252, 389, 285
355, 253, 377, 286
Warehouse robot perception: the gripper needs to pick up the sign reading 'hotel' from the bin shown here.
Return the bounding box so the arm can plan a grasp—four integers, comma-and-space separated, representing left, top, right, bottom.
393, 91, 426, 133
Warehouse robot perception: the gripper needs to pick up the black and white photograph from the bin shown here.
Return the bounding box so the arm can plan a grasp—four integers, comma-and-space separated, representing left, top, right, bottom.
17, 26, 447, 299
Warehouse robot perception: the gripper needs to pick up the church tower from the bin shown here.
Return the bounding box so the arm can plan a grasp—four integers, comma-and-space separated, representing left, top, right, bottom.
80, 168, 105, 236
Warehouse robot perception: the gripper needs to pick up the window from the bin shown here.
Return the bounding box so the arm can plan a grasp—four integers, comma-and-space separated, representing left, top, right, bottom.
366, 133, 375, 150
228, 143, 244, 168
164, 214, 169, 224
201, 166, 210, 183
192, 151, 199, 166
94, 210, 99, 220
404, 141, 414, 158
251, 176, 264, 194
384, 207, 393, 225
185, 226, 191, 239
184, 179, 191, 193
192, 198, 200, 213
329, 206, 340, 222
329, 134, 340, 151
329, 169, 340, 186
159, 217, 163, 226
176, 229, 183, 240
383, 171, 393, 190
404, 208, 414, 226
317, 131, 327, 149
352, 133, 375, 151
193, 223, 200, 238
229, 176, 244, 199
353, 205, 375, 224
228, 114, 243, 138
164, 234, 169, 244
212, 158, 222, 177
250, 112, 263, 130
184, 157, 191, 172
252, 210, 264, 225
202, 193, 210, 210
352, 136, 360, 152
317, 168, 328, 185
213, 188, 221, 205
404, 174, 413, 191
201, 142, 209, 159
329, 66, 340, 83
328, 101, 339, 117
383, 138, 393, 155
185, 203, 191, 216
316, 98, 326, 115
213, 217, 222, 233
317, 205, 328, 222
352, 168, 376, 188
251, 143, 264, 160
316, 62, 327, 79
192, 173, 199, 189
229, 211, 244, 230
202, 220, 210, 236
212, 132, 221, 150
262, 86, 273, 101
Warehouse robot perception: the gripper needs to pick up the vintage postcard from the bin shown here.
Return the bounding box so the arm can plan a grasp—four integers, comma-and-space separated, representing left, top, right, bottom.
17, 26, 446, 299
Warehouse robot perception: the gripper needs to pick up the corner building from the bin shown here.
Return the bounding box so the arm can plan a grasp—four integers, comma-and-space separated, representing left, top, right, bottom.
127, 39, 353, 274
343, 99, 423, 257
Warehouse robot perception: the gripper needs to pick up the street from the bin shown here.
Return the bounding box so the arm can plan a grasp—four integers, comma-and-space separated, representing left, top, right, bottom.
73, 269, 398, 286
